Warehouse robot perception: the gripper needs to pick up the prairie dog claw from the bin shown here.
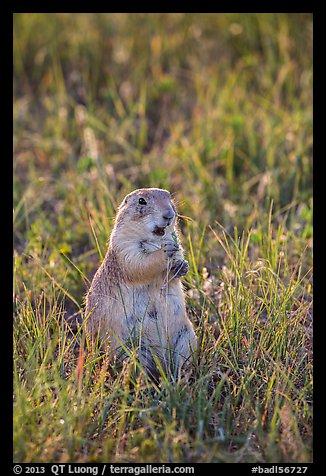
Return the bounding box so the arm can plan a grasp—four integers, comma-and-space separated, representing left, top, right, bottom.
162, 239, 180, 257
170, 259, 189, 278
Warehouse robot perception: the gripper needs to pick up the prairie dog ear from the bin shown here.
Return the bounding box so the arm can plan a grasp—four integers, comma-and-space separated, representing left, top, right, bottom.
170, 197, 177, 214
120, 193, 131, 207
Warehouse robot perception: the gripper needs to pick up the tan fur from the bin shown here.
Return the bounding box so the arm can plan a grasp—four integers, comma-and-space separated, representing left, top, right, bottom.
84, 188, 197, 379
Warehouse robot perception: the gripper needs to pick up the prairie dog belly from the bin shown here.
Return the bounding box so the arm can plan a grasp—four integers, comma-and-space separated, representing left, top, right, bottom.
99, 278, 195, 377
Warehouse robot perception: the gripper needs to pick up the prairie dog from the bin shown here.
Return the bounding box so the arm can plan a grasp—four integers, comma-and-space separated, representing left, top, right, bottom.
84, 188, 197, 379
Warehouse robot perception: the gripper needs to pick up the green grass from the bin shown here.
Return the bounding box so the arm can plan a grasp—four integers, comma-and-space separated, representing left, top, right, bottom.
13, 13, 312, 463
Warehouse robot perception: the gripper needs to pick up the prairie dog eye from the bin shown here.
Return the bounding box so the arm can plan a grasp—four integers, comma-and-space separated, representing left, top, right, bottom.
138, 197, 147, 205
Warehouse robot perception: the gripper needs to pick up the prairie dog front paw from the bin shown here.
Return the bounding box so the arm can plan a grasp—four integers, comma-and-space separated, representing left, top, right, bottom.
170, 259, 189, 278
162, 238, 180, 258
140, 240, 162, 253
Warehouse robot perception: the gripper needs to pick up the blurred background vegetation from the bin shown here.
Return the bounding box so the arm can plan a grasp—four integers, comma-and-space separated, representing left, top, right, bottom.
13, 13, 313, 463
14, 12, 313, 298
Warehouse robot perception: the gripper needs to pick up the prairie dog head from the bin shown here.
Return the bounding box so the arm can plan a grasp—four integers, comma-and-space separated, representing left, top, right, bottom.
112, 188, 177, 243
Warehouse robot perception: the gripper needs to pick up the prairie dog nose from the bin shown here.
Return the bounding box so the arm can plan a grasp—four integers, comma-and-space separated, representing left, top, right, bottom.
162, 208, 175, 221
